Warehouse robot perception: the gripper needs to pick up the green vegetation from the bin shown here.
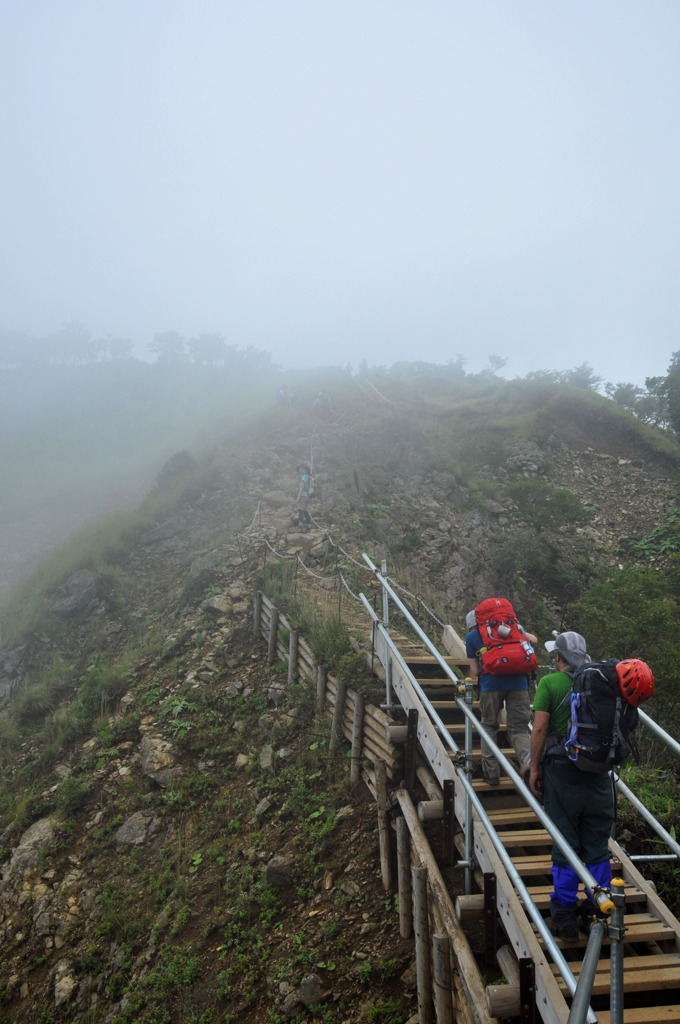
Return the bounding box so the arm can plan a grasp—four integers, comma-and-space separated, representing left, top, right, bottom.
1, 360, 680, 1020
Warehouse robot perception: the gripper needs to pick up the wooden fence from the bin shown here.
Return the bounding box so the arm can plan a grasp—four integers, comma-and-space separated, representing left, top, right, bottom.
253, 590, 493, 1024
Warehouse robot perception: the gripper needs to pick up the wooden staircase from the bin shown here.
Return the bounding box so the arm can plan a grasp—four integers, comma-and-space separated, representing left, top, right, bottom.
395, 640, 680, 1024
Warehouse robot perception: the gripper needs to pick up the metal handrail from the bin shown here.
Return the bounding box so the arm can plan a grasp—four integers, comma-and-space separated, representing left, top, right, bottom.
638, 707, 680, 758
359, 585, 602, 1021
614, 776, 680, 862
361, 553, 614, 910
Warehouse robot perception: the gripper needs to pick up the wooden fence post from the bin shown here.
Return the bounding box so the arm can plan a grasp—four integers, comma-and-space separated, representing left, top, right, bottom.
253, 590, 263, 638
413, 864, 433, 1024
432, 933, 454, 1024
350, 693, 364, 787
315, 662, 327, 715
267, 605, 279, 665
329, 679, 347, 754
288, 629, 299, 686
397, 815, 412, 938
375, 760, 392, 891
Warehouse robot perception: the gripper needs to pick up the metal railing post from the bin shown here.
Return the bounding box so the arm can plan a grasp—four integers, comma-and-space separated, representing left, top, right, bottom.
566, 920, 605, 1024
380, 558, 393, 711
609, 877, 626, 1024
464, 677, 475, 894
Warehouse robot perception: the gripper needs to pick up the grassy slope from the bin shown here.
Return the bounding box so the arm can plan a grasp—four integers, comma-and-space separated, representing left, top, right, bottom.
0, 369, 679, 1021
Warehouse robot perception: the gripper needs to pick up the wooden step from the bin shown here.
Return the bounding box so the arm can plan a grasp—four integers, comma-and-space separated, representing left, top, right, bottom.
487, 806, 542, 826
536, 913, 677, 948
494, 828, 552, 848
553, 952, 680, 996
512, 853, 624, 878
526, 883, 645, 911
472, 777, 518, 793
596, 1007, 680, 1024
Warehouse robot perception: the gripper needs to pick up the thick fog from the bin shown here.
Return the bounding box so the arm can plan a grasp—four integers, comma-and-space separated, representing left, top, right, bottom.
1, 1, 679, 384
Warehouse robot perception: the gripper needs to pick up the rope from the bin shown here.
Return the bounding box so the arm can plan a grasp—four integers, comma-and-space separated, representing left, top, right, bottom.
262, 536, 296, 560
387, 581, 446, 626
296, 557, 338, 582
339, 573, 362, 603
236, 501, 262, 537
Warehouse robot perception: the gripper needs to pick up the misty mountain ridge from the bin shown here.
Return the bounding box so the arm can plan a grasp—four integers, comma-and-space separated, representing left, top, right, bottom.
0, 366, 678, 1022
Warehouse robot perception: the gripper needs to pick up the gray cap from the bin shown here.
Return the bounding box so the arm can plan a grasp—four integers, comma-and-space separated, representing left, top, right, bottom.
544, 631, 589, 668
465, 610, 477, 631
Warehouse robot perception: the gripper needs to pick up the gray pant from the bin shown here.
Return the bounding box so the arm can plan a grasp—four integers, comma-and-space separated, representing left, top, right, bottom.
479, 688, 531, 778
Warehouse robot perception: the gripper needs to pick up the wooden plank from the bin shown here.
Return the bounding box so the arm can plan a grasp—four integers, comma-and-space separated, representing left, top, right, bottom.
512, 853, 625, 878
560, 966, 680, 995
535, 916, 677, 949
609, 837, 680, 953
597, 1007, 679, 1024
494, 829, 552, 848
487, 807, 541, 827
526, 884, 644, 910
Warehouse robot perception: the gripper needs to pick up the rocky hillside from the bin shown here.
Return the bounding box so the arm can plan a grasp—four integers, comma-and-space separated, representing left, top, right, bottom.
0, 375, 678, 1024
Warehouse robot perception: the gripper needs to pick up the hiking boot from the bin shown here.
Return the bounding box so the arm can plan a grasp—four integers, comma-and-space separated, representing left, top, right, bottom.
578, 900, 607, 934
549, 898, 580, 942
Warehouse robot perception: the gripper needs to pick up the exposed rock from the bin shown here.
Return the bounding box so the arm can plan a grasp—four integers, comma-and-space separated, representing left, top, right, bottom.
299, 973, 322, 1006
2, 818, 56, 883
139, 518, 182, 544
114, 812, 154, 846
53, 961, 77, 1006
200, 595, 233, 614
259, 744, 274, 769
139, 734, 183, 788
50, 570, 99, 618
254, 797, 272, 820
265, 853, 296, 889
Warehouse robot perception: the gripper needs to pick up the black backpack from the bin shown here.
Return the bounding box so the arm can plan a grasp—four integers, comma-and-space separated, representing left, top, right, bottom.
564, 659, 639, 773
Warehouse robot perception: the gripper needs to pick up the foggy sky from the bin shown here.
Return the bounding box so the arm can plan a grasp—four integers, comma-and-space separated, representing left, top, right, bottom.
1, 1, 679, 385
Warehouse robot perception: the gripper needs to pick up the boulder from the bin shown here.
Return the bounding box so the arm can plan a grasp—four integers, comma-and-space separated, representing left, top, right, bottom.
50, 570, 99, 619
139, 734, 183, 788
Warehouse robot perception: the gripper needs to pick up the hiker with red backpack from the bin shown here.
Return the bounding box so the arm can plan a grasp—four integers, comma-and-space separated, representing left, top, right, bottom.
529, 631, 654, 941
465, 598, 538, 786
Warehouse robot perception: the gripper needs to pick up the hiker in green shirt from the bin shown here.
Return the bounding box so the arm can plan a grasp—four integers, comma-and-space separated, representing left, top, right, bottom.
530, 631, 614, 941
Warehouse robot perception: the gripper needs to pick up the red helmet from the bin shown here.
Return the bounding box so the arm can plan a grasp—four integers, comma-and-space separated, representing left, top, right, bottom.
615, 659, 655, 707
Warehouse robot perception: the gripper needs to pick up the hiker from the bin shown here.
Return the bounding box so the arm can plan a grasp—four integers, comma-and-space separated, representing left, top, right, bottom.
529, 631, 614, 941
465, 606, 537, 785
295, 464, 313, 528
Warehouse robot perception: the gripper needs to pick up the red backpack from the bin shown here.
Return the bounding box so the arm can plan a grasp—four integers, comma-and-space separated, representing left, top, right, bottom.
474, 597, 538, 676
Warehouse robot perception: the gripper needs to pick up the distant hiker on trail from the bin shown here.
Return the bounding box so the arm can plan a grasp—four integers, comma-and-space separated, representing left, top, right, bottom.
276, 385, 290, 406
313, 391, 333, 423
529, 631, 614, 941
465, 601, 537, 786
295, 464, 313, 528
